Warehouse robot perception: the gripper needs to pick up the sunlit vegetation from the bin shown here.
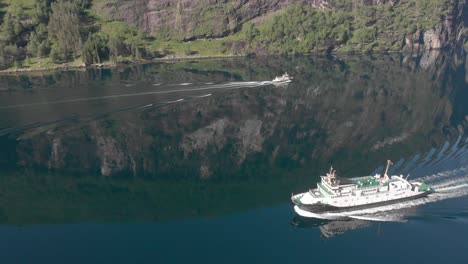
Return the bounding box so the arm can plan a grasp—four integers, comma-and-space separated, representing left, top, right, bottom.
242, 0, 456, 54
0, 0, 460, 70
0, 0, 152, 70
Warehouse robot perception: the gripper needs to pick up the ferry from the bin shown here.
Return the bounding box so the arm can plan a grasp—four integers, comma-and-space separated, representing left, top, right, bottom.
272, 72, 293, 83
292, 160, 432, 217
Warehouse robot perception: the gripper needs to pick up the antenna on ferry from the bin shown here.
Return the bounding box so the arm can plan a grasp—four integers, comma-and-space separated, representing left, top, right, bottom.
383, 160, 394, 181
384, 160, 393, 176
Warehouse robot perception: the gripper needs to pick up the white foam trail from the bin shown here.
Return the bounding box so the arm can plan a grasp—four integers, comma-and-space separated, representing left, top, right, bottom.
125, 83, 136, 87
431, 177, 468, 189
418, 166, 468, 182
179, 83, 193, 86
167, 98, 184, 103
294, 206, 343, 220
349, 214, 407, 222
153, 83, 162, 86
138, 104, 153, 109
435, 183, 468, 192
0, 81, 270, 109
0, 86, 225, 135
196, 94, 212, 98
339, 184, 468, 217
429, 189, 468, 202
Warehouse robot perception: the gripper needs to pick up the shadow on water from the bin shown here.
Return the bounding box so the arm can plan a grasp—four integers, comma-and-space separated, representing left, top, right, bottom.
0, 51, 467, 226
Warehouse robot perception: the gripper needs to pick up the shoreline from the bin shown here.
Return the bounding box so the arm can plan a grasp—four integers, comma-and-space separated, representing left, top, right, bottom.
0, 50, 439, 76
0, 54, 243, 76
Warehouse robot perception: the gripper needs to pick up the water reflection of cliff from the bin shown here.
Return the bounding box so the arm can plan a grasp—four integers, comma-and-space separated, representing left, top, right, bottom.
319, 220, 370, 239
0, 52, 467, 179
291, 216, 370, 239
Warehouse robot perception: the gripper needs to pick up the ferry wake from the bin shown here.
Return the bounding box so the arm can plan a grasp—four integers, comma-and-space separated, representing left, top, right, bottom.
292, 160, 432, 217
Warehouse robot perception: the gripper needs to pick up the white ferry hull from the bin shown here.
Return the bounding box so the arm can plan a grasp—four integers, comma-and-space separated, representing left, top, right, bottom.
293, 190, 431, 217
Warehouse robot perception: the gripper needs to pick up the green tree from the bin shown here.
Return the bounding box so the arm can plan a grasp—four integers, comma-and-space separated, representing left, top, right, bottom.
28, 32, 39, 56
244, 23, 260, 45
48, 0, 83, 61
49, 43, 61, 62
1, 11, 17, 42
37, 39, 51, 58
32, 0, 52, 25
0, 47, 5, 68
82, 33, 110, 65
108, 37, 124, 62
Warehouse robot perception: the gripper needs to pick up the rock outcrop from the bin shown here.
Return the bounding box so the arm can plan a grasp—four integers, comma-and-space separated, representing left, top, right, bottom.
403, 1, 468, 52
99, 0, 297, 40
97, 0, 467, 51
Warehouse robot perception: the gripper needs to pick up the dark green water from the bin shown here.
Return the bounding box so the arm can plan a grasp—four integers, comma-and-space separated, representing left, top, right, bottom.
0, 52, 467, 263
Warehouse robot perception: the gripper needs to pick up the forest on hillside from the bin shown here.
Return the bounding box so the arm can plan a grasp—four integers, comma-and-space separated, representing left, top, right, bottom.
0, 0, 466, 71
0, 0, 152, 70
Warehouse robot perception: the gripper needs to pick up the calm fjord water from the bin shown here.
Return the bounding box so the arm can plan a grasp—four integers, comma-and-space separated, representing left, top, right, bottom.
0, 53, 467, 263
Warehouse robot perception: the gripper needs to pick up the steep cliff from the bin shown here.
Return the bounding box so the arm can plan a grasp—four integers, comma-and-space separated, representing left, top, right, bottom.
97, 0, 301, 40
97, 0, 402, 39
401, 0, 468, 52
96, 0, 468, 53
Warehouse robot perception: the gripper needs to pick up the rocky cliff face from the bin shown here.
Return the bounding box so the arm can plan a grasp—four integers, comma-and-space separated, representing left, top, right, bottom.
98, 0, 399, 40
99, 0, 297, 40
98, 0, 467, 51
403, 0, 468, 52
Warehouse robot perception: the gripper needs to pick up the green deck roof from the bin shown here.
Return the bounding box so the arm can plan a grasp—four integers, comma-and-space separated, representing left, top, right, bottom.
353, 177, 380, 189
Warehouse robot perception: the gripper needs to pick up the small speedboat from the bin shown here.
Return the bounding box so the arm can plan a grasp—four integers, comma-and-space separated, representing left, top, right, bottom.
272, 72, 293, 83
